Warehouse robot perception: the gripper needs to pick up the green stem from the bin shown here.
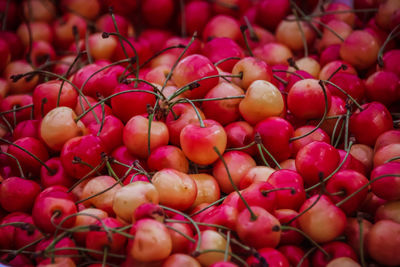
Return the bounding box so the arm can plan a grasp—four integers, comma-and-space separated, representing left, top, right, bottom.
213, 146, 257, 221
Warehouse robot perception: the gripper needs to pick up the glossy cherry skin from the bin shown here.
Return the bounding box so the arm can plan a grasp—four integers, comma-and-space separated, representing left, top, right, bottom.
246, 247, 290, 267
212, 150, 256, 194
237, 182, 278, 213
110, 82, 157, 123
172, 54, 219, 100
7, 137, 49, 177
295, 141, 340, 187
349, 102, 393, 146
278, 245, 309, 267
123, 115, 169, 159
326, 170, 369, 214
202, 37, 244, 72
311, 241, 357, 267
236, 206, 281, 249
225, 121, 257, 156
366, 220, 400, 266
298, 195, 347, 243
180, 119, 227, 166
86, 217, 127, 260
0, 177, 41, 212
147, 145, 189, 173
254, 117, 294, 164
87, 115, 124, 153
274, 209, 304, 245
61, 135, 106, 179
32, 195, 77, 234
267, 169, 306, 210
202, 82, 244, 126
370, 162, 400, 201
152, 168, 197, 211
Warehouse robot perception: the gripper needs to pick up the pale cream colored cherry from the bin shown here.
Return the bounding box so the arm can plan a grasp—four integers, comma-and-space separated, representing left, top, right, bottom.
40, 106, 86, 151
152, 168, 197, 211
239, 80, 284, 125
130, 218, 172, 262
112, 181, 159, 223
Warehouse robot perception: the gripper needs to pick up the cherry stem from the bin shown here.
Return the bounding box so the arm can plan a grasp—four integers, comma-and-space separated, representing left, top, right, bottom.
102, 246, 108, 267
105, 160, 124, 186
103, 32, 138, 83
75, 179, 121, 205
257, 143, 270, 168
296, 247, 316, 267
278, 225, 330, 258
67, 158, 106, 193
336, 174, 400, 207
165, 224, 196, 243
0, 104, 34, 116
182, 98, 205, 128
291, 7, 308, 58
3, 236, 45, 263
190, 196, 228, 217
286, 173, 325, 225
272, 69, 305, 79
225, 141, 255, 152
218, 230, 252, 252
162, 32, 197, 91
244, 16, 259, 42
377, 24, 400, 67
290, 0, 322, 37
12, 69, 100, 124
261, 187, 296, 196
224, 230, 231, 261
0, 151, 25, 178
327, 64, 347, 81
0, 137, 55, 175
167, 73, 243, 102
159, 205, 202, 256
1, 115, 13, 134
322, 80, 363, 110
57, 52, 84, 107
1, 0, 9, 31
357, 214, 366, 267
344, 106, 351, 150
273, 74, 289, 86
333, 119, 346, 148
289, 80, 329, 142
214, 56, 241, 67
74, 86, 161, 122
213, 146, 257, 221
385, 156, 400, 164
240, 25, 254, 57
256, 136, 281, 169
305, 141, 353, 192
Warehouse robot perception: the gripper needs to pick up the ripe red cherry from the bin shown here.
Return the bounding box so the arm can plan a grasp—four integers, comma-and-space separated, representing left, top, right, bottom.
32, 80, 78, 119
110, 82, 157, 123
202, 37, 244, 72
172, 54, 219, 99
236, 206, 281, 249
370, 162, 400, 201
180, 119, 227, 166
349, 101, 393, 146
288, 79, 332, 120
296, 141, 340, 186
0, 177, 41, 212
61, 135, 106, 179
254, 117, 294, 164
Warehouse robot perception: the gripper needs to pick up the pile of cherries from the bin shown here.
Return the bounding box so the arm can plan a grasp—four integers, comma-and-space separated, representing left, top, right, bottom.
0, 0, 399, 266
